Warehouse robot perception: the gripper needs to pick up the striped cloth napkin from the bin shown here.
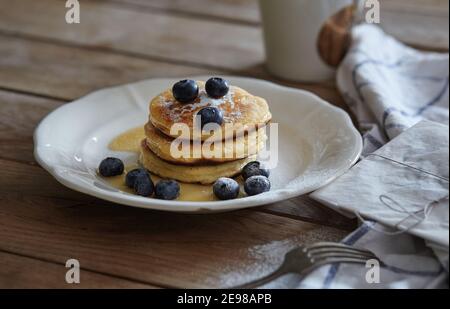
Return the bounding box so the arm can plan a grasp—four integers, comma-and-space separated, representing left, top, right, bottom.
307, 24, 449, 289
309, 120, 448, 288
264, 24, 449, 289
337, 24, 449, 156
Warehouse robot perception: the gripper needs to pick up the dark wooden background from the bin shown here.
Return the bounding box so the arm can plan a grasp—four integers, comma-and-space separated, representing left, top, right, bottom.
0, 0, 447, 288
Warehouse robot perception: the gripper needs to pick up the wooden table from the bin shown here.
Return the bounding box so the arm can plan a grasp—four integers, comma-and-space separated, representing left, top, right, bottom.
0, 0, 446, 289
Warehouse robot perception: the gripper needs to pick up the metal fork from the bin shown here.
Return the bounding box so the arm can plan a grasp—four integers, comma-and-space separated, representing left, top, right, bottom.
231, 242, 381, 289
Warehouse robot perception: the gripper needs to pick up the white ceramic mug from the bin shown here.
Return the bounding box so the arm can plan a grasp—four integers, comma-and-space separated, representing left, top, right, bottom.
259, 0, 355, 82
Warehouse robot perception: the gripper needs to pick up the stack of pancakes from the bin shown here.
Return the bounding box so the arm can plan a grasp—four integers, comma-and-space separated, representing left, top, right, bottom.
140, 81, 272, 184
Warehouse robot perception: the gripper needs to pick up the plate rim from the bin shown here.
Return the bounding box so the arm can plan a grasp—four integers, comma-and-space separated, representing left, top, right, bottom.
34, 75, 363, 212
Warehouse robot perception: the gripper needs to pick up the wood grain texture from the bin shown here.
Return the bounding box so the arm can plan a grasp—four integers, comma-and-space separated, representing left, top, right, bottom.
0, 0, 264, 72
0, 0, 371, 288
0, 34, 353, 131
0, 179, 347, 288
114, 0, 449, 22
0, 35, 352, 122
381, 0, 449, 16
113, 0, 450, 50
380, 9, 449, 50
111, 0, 260, 24
0, 35, 212, 100
0, 90, 63, 163
0, 251, 156, 288
263, 197, 357, 232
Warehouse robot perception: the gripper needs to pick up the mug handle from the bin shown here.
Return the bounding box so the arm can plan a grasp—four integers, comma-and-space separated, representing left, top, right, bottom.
317, 0, 365, 67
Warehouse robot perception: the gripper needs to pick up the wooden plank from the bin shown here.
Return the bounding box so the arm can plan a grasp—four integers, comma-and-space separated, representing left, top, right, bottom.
0, 20, 345, 113
0, 250, 156, 288
0, 157, 100, 202
0, 0, 365, 287
381, 0, 449, 51
380, 9, 449, 50
0, 35, 350, 118
263, 196, 356, 231
0, 35, 211, 100
0, 173, 347, 288
0, 33, 339, 99
111, 0, 260, 24
114, 0, 449, 23
0, 0, 264, 72
112, 0, 449, 50
0, 33, 351, 122
381, 0, 449, 16
0, 90, 63, 164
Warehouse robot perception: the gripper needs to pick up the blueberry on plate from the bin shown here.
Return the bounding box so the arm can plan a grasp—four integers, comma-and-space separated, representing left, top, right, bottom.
125, 168, 150, 188
197, 106, 224, 129
134, 173, 154, 197
155, 180, 180, 200
242, 161, 270, 180
244, 175, 271, 196
172, 79, 199, 103
205, 77, 229, 98
98, 157, 124, 177
213, 178, 240, 200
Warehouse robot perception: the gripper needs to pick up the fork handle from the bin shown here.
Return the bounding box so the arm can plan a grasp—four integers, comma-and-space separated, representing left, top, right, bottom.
229, 266, 288, 289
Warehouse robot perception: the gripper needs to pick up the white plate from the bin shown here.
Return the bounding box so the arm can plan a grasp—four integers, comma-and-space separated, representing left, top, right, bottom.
34, 76, 362, 213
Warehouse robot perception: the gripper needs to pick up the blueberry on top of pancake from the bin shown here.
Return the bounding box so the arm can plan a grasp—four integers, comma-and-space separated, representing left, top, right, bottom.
172, 79, 199, 103
205, 77, 229, 98
149, 81, 272, 141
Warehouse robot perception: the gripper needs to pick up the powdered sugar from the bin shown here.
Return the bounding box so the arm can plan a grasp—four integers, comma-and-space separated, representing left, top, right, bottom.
205, 239, 298, 288
198, 88, 235, 109
158, 87, 238, 122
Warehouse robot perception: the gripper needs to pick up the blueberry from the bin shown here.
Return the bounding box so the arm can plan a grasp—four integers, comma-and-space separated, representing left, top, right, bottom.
98, 157, 124, 177
205, 77, 229, 98
213, 178, 240, 200
155, 180, 180, 200
125, 168, 150, 188
134, 174, 154, 197
172, 79, 199, 103
242, 161, 270, 180
197, 107, 224, 130
244, 176, 271, 196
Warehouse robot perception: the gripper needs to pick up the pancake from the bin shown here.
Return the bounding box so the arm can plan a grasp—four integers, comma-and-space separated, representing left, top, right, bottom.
140, 140, 256, 184
144, 122, 267, 165
149, 81, 272, 141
